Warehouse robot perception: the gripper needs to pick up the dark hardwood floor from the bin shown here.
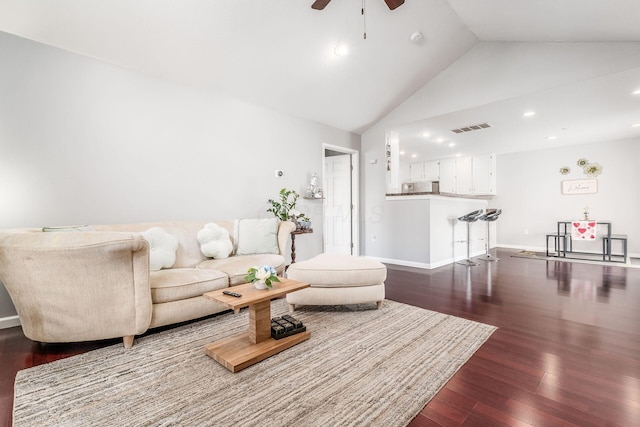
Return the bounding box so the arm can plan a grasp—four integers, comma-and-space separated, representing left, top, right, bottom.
1, 248, 639, 426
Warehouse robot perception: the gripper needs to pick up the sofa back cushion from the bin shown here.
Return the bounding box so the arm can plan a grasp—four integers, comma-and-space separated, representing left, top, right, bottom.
94, 221, 225, 268
89, 220, 295, 269
235, 218, 280, 255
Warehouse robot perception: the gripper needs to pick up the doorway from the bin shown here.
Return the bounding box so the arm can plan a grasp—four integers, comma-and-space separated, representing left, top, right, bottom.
322, 144, 359, 255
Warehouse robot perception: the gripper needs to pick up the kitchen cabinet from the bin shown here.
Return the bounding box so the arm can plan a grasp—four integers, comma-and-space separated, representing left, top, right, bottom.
410, 161, 440, 182
409, 162, 424, 182
472, 154, 496, 195
409, 154, 496, 195
424, 161, 440, 181
455, 156, 474, 195
439, 159, 456, 193
439, 154, 496, 195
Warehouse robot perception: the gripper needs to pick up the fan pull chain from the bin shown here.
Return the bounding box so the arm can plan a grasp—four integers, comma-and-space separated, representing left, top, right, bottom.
362, 0, 367, 39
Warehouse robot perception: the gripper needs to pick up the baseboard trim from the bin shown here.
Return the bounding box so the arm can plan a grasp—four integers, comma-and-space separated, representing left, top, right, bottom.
369, 257, 433, 269
369, 251, 486, 270
0, 315, 21, 329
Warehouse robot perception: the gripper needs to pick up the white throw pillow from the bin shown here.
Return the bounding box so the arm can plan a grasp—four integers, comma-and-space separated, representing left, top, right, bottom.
141, 227, 179, 271
235, 218, 280, 255
197, 223, 233, 259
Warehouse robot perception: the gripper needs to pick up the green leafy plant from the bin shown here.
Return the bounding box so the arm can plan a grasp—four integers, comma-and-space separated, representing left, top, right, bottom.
267, 188, 300, 221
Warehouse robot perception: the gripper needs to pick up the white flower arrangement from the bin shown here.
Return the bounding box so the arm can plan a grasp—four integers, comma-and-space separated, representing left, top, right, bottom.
244, 265, 280, 288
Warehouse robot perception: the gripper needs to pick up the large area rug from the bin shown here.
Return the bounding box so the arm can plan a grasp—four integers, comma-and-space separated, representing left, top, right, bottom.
13, 299, 496, 427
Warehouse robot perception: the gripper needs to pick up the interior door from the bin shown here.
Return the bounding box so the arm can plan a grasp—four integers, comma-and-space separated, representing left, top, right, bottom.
323, 154, 352, 254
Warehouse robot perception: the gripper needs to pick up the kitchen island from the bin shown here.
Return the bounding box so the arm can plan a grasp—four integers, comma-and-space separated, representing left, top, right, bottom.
381, 194, 490, 268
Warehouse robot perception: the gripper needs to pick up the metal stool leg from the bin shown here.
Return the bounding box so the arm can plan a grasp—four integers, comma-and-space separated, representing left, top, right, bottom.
456, 221, 478, 266
480, 220, 499, 261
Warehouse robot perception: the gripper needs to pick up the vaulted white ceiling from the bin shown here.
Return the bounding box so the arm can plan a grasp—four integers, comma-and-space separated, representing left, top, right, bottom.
1, 0, 640, 142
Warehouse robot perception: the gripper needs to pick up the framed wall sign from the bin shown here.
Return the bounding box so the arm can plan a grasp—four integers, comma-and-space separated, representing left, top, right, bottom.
561, 179, 598, 195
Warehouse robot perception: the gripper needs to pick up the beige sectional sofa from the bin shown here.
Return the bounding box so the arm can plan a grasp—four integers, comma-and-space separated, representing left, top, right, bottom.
0, 220, 295, 348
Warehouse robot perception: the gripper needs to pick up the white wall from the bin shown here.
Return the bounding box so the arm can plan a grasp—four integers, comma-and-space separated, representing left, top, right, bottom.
494, 138, 640, 255
0, 32, 359, 321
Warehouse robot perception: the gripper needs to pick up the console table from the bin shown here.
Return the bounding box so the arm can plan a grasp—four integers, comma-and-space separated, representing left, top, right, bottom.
290, 228, 313, 265
552, 220, 613, 261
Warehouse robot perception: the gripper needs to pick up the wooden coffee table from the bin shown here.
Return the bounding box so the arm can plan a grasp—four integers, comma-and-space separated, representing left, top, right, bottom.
203, 278, 310, 373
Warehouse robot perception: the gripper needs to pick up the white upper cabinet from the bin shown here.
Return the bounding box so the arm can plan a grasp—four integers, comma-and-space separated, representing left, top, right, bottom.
440, 154, 497, 195
424, 161, 440, 181
409, 162, 424, 182
455, 156, 474, 195
439, 159, 456, 193
408, 154, 496, 195
410, 160, 440, 182
472, 154, 496, 195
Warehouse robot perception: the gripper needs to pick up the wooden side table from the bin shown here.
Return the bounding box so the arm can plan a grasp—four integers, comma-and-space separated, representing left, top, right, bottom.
290, 228, 313, 265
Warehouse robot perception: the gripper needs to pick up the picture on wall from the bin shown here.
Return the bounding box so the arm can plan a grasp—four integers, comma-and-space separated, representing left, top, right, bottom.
561, 179, 598, 195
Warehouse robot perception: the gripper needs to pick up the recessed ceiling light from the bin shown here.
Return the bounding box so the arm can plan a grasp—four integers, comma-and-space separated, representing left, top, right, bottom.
546, 136, 557, 140
632, 89, 640, 95
436, 138, 444, 143
421, 132, 431, 138
448, 142, 456, 147
632, 123, 640, 128
523, 111, 536, 117
399, 150, 405, 155
455, 153, 462, 157
411, 154, 417, 158
334, 44, 349, 57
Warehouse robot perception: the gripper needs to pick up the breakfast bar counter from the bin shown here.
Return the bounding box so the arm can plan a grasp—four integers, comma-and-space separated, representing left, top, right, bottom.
380, 195, 489, 268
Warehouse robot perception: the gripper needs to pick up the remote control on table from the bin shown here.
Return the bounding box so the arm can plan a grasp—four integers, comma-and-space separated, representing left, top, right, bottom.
222, 290, 242, 298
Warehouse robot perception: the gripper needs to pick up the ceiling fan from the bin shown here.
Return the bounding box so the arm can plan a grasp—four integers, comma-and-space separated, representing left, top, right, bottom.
312, 0, 404, 11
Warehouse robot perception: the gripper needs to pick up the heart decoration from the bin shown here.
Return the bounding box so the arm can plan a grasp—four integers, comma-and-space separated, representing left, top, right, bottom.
571, 220, 597, 240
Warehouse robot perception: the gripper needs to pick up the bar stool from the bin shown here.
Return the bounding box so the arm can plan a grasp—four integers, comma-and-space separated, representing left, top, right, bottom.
477, 209, 502, 261
456, 209, 483, 266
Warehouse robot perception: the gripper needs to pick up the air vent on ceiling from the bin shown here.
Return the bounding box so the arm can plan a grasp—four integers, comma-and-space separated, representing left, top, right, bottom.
451, 122, 492, 134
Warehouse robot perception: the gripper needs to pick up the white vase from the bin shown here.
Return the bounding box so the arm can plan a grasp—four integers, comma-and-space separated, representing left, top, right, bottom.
254, 280, 268, 290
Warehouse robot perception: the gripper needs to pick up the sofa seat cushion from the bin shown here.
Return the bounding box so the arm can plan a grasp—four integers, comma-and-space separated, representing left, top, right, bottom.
286, 254, 387, 288
197, 254, 285, 286
150, 268, 228, 304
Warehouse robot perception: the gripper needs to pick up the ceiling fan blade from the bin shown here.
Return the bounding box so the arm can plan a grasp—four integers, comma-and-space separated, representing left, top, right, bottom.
311, 0, 332, 10
384, 0, 404, 10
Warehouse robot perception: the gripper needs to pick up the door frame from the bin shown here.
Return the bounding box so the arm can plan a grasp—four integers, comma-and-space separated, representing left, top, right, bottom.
322, 143, 359, 256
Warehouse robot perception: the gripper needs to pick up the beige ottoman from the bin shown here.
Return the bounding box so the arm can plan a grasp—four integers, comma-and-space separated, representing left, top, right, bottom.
285, 253, 386, 311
